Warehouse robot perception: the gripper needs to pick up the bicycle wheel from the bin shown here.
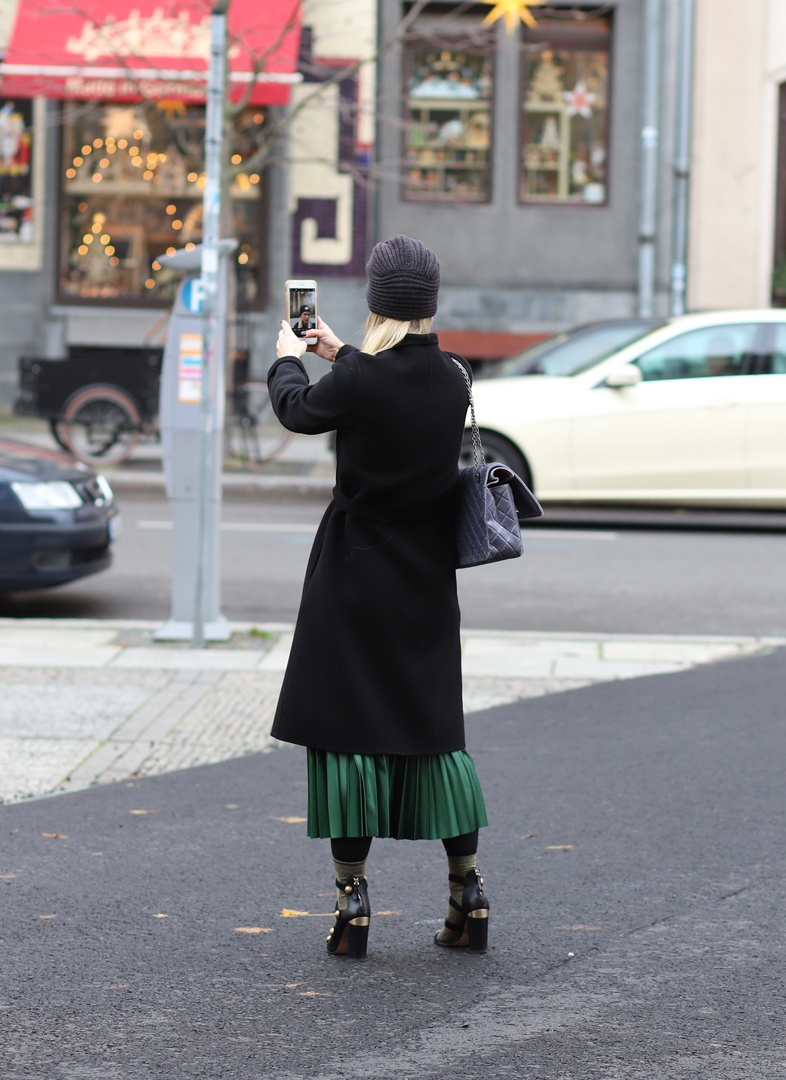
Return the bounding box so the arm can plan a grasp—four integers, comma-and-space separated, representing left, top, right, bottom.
60, 385, 141, 466
226, 381, 292, 463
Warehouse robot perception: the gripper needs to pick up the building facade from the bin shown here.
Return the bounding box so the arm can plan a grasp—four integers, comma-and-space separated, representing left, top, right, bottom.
4, 0, 784, 414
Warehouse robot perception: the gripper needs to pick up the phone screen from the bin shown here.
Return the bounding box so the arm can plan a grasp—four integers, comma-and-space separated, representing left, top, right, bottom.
287, 283, 317, 344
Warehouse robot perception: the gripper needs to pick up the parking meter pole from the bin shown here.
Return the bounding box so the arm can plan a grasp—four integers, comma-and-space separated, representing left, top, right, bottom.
192, 3, 228, 649
154, 241, 235, 644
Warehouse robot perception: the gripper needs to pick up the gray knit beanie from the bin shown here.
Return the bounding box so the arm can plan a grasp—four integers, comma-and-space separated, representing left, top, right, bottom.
365, 235, 440, 320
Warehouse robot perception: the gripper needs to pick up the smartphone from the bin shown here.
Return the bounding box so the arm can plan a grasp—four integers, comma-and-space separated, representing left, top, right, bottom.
285, 279, 318, 346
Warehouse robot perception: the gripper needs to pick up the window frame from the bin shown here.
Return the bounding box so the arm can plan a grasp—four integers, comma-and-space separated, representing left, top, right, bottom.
518, 13, 614, 208
400, 29, 496, 206
55, 100, 267, 310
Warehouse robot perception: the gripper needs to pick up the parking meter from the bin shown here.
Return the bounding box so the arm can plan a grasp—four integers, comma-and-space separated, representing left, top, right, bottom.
154, 239, 237, 641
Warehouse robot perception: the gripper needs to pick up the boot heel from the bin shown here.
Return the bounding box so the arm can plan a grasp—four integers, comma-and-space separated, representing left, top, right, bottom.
466, 908, 489, 952
346, 917, 370, 959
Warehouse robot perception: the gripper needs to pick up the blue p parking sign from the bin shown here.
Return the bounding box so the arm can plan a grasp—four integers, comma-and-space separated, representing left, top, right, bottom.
181, 277, 205, 314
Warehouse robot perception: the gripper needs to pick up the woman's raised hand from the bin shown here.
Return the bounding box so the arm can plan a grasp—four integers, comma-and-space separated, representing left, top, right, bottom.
308, 317, 345, 363
277, 320, 307, 359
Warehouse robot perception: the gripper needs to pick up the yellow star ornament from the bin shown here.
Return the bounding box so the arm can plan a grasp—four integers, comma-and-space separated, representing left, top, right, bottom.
482, 0, 546, 32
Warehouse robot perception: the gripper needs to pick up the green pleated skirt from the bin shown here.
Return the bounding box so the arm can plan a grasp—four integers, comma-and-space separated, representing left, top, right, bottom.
306, 748, 488, 840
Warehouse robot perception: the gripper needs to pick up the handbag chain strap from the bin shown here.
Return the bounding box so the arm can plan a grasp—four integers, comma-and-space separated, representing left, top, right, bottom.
450, 356, 486, 480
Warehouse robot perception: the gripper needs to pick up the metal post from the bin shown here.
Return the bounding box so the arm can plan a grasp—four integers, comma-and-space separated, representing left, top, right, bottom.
193, 1, 228, 648
669, 0, 696, 316
638, 0, 663, 317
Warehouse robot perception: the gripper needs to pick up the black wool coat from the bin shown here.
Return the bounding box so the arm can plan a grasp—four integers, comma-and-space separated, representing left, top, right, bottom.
267, 333, 471, 756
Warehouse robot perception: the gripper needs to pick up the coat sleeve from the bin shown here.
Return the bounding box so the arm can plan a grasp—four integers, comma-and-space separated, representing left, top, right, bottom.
267, 348, 362, 434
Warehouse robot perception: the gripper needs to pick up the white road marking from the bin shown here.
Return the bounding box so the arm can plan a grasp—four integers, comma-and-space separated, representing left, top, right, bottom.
137, 520, 318, 534
136, 521, 617, 540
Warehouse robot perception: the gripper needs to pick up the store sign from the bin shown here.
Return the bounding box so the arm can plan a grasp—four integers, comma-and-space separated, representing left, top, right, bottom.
0, 0, 302, 106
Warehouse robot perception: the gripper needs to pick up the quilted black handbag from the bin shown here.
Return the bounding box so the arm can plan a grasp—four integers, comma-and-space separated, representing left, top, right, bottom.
451, 358, 544, 569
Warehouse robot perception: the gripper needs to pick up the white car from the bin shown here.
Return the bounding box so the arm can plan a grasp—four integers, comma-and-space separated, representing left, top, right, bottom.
467, 310, 786, 508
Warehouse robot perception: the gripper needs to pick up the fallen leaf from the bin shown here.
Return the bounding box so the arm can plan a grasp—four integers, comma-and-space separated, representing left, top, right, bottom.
521, 833, 536, 839
39, 914, 56, 920
153, 914, 169, 918
565, 925, 600, 930
299, 991, 330, 997
371, 911, 400, 917
92, 852, 103, 856
270, 816, 307, 824
546, 845, 574, 850
42, 833, 68, 839
280, 909, 333, 918
234, 927, 272, 934
284, 983, 307, 988
0, 874, 16, 879
225, 804, 239, 809
129, 809, 160, 815
10, 829, 19, 834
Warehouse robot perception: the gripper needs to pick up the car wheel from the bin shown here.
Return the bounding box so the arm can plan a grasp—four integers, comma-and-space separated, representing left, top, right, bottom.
460, 430, 532, 488
60, 385, 141, 466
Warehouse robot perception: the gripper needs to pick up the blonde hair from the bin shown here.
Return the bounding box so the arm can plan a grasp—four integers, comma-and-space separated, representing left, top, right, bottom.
360, 313, 433, 355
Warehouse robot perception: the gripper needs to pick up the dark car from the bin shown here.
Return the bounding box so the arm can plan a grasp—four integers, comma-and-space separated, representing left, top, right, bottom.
0, 438, 118, 591
483, 318, 665, 378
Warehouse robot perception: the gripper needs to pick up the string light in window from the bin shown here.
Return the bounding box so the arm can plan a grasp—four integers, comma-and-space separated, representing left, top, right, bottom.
166, 204, 176, 215
82, 234, 93, 243
134, 129, 144, 139
253, 113, 264, 124
93, 138, 103, 148
105, 246, 115, 256
100, 234, 111, 244
81, 145, 92, 155
238, 252, 249, 265
231, 154, 242, 165
99, 158, 109, 168
144, 278, 155, 289
143, 171, 154, 179
166, 246, 176, 256
91, 223, 101, 233
250, 174, 260, 184
73, 156, 83, 166
109, 257, 119, 266
118, 139, 128, 149
92, 174, 102, 183
185, 242, 195, 251
152, 260, 161, 271
78, 202, 87, 211
78, 245, 88, 255
66, 168, 76, 178
172, 220, 182, 230
187, 172, 198, 183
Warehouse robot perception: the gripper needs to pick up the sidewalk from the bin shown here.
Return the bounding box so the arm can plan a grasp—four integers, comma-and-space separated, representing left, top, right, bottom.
1, 617, 781, 805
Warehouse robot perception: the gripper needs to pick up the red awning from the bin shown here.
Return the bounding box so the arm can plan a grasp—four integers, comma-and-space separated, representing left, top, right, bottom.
0, 0, 302, 105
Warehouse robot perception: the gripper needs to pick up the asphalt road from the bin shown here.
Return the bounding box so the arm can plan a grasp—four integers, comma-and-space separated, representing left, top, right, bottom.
2, 490, 786, 636
3, 646, 785, 1079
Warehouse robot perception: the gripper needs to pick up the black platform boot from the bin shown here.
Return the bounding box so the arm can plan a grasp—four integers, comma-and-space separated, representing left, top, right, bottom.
434, 868, 489, 952
326, 876, 370, 959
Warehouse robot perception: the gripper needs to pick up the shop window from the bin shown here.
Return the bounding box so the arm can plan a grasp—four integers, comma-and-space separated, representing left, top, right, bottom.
0, 97, 35, 243
520, 16, 611, 204
403, 41, 493, 203
59, 101, 264, 305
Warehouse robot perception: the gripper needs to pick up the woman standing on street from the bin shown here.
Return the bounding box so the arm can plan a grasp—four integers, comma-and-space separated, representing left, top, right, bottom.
268, 235, 489, 959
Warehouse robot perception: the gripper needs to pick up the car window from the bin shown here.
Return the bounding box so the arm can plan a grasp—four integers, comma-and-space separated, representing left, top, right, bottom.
496, 321, 662, 377
633, 324, 758, 382
762, 323, 786, 373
